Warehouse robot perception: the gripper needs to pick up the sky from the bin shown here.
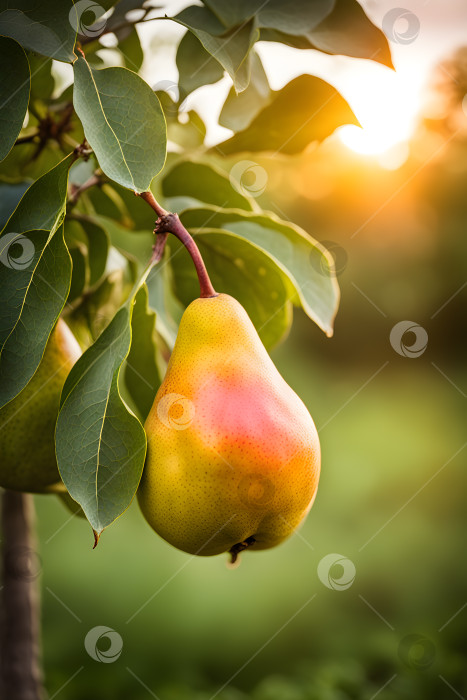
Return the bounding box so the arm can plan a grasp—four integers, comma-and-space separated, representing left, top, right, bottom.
136, 0, 467, 158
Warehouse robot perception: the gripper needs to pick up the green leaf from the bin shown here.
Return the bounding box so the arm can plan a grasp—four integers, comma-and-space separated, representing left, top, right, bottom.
79, 218, 110, 287
56, 299, 147, 540
66, 242, 88, 303
162, 160, 254, 211
172, 6, 258, 92
176, 29, 224, 99
179, 207, 340, 336
146, 254, 183, 350
171, 229, 292, 348
124, 284, 162, 421
118, 26, 144, 72
73, 55, 167, 192
0, 37, 30, 162
218, 75, 359, 155
0, 1, 76, 63
0, 225, 72, 408
0, 155, 73, 408
260, 0, 393, 68
201, 0, 334, 34
167, 110, 206, 150
27, 51, 55, 104
0, 181, 30, 229
219, 51, 270, 132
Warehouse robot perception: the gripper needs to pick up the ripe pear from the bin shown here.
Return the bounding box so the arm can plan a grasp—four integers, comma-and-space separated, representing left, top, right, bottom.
0, 319, 81, 493
138, 293, 320, 560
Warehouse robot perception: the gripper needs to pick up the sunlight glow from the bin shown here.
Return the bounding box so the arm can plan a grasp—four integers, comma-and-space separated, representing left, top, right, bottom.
337, 64, 422, 161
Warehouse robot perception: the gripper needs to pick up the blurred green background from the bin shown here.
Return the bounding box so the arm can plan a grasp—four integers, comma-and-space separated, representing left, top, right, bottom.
34, 83, 466, 699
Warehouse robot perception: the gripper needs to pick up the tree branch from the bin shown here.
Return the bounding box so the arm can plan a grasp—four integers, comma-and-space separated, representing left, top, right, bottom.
0, 491, 44, 700
138, 191, 218, 298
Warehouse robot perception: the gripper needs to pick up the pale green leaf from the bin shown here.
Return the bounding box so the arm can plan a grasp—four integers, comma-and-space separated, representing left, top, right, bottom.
73, 55, 167, 192
180, 207, 340, 336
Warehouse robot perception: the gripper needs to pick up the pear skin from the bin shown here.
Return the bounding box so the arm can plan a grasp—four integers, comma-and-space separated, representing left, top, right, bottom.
0, 319, 81, 493
138, 294, 320, 558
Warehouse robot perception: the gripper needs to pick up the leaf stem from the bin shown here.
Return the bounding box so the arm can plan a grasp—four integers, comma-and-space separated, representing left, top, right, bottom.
138, 191, 217, 299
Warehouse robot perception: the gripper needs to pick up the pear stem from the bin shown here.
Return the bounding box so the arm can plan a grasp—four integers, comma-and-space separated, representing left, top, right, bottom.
138, 191, 218, 299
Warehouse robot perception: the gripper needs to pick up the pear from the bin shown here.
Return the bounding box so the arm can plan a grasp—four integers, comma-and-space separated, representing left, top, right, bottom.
0, 319, 81, 493
138, 293, 320, 560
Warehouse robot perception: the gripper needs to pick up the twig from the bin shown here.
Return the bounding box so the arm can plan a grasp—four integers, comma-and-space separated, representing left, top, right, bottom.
137, 191, 217, 298
68, 173, 102, 206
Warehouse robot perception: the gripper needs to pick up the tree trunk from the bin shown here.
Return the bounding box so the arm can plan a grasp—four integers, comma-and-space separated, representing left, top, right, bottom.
0, 490, 44, 700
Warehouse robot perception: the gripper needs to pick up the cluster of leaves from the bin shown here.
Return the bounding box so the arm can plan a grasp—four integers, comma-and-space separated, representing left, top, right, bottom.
0, 0, 391, 541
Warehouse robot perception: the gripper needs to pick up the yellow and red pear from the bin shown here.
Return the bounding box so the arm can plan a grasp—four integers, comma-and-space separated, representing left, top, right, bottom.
0, 319, 81, 493
138, 293, 320, 559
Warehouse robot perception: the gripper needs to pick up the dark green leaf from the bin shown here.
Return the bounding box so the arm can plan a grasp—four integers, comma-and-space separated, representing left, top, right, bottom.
27, 51, 55, 103
0, 1, 76, 63
217, 75, 359, 155
124, 284, 162, 421
0, 181, 30, 229
73, 55, 167, 192
79, 218, 110, 287
219, 51, 270, 132
0, 225, 72, 408
180, 207, 340, 336
260, 0, 393, 68
201, 0, 334, 34
118, 26, 144, 72
176, 29, 224, 99
162, 160, 254, 211
308, 0, 393, 68
0, 37, 30, 162
67, 242, 88, 303
56, 301, 147, 539
0, 155, 73, 408
172, 6, 258, 92
171, 229, 292, 348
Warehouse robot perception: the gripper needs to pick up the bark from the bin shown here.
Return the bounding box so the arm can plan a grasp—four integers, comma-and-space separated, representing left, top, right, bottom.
0, 490, 44, 700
